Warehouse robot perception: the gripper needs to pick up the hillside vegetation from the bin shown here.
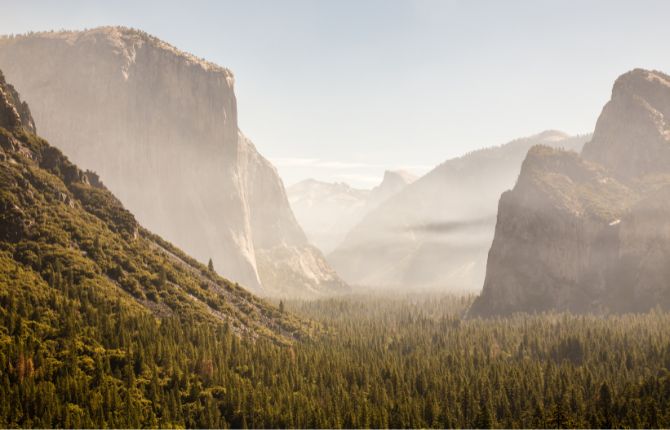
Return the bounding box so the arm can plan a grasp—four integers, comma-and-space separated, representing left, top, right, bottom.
0, 68, 313, 426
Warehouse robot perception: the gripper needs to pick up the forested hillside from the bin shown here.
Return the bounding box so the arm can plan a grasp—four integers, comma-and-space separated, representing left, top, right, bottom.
0, 68, 310, 426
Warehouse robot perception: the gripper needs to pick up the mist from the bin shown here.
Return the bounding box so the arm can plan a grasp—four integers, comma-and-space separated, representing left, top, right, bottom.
2, 3, 670, 429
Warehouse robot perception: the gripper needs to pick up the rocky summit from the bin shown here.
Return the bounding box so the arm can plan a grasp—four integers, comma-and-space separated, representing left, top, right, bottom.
470, 69, 670, 317
0, 27, 346, 297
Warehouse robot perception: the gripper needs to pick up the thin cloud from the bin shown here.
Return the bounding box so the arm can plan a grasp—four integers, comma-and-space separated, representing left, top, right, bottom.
404, 215, 497, 234
333, 173, 383, 185
317, 161, 379, 169
270, 157, 320, 167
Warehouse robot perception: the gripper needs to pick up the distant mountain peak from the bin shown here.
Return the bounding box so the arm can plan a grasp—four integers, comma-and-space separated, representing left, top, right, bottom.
380, 169, 417, 186
368, 169, 416, 204
286, 170, 417, 254
611, 68, 670, 100
535, 130, 570, 142
328, 132, 590, 291
290, 178, 367, 195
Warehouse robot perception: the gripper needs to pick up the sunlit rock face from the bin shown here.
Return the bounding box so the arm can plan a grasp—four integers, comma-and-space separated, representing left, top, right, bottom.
583, 69, 670, 179
0, 27, 345, 296
329, 131, 588, 292
470, 69, 670, 317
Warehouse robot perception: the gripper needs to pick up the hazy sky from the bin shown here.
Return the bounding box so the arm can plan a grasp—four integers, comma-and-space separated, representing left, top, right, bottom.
4, 0, 670, 187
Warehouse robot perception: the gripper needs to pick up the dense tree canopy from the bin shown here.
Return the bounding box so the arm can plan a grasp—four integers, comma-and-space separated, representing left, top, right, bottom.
1, 284, 670, 428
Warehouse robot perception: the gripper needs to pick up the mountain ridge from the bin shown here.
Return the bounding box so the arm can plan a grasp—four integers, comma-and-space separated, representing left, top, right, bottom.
329, 130, 590, 291
288, 169, 414, 253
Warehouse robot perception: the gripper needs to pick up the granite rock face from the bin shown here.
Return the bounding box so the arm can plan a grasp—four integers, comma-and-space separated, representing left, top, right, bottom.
470, 69, 670, 317
582, 69, 670, 178
0, 27, 345, 296
329, 131, 588, 291
366, 170, 418, 210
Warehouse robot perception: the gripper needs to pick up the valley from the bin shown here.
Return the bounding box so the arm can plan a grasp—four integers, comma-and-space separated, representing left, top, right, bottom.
1, 3, 670, 428
3, 287, 669, 427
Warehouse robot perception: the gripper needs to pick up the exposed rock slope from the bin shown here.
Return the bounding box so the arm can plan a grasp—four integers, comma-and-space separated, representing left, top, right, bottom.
287, 170, 415, 253
329, 131, 588, 291
0, 27, 345, 296
470, 69, 670, 316
0, 69, 305, 342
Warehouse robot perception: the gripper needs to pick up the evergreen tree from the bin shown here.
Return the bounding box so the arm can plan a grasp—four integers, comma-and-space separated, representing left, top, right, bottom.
474, 397, 493, 428
597, 382, 613, 428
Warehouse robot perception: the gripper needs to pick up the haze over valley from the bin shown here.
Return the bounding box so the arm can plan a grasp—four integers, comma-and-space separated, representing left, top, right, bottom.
2, 2, 670, 429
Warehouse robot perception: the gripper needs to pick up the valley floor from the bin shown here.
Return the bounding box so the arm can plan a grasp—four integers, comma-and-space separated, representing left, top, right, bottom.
285, 293, 670, 428
2, 288, 670, 428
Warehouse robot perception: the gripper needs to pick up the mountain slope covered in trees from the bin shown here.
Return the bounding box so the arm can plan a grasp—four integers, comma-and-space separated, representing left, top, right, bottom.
0, 67, 306, 342
0, 67, 318, 426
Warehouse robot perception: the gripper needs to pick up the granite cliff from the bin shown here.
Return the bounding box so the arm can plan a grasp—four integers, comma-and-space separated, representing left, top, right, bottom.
0, 27, 345, 296
470, 69, 670, 316
0, 68, 306, 341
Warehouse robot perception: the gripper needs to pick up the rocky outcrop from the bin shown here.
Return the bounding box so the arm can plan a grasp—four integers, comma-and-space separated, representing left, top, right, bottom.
0, 27, 345, 296
0, 70, 35, 133
256, 244, 348, 297
329, 131, 588, 291
470, 69, 670, 317
582, 69, 670, 179
366, 170, 417, 209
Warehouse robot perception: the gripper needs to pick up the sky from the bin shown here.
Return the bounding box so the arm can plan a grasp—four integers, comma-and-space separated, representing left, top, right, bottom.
3, 0, 670, 187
